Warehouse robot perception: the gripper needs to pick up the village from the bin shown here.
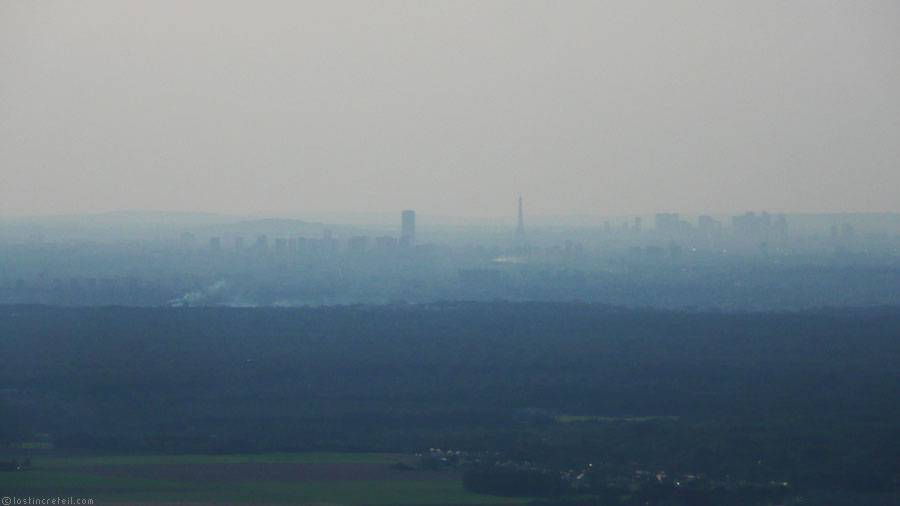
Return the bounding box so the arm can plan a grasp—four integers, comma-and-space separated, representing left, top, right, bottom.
408, 448, 795, 505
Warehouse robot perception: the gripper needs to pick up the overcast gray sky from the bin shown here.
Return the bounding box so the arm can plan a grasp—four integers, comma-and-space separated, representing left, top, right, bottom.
2, 1, 898, 218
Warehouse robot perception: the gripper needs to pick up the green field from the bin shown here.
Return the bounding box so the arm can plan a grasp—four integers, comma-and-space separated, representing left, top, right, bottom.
0, 452, 523, 505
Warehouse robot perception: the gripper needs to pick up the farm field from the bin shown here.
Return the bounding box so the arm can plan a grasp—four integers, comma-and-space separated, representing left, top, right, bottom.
0, 452, 523, 505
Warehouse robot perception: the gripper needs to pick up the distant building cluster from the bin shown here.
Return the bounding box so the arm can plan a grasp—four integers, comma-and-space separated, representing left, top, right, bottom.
732, 212, 788, 237
650, 211, 786, 238
195, 202, 806, 260
655, 213, 692, 235
205, 210, 420, 255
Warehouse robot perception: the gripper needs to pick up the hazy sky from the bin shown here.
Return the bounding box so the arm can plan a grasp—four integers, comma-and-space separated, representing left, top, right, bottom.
2, 1, 899, 218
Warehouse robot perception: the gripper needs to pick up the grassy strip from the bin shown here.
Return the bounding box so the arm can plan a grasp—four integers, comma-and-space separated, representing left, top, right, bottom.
1, 471, 521, 505
195, 479, 523, 505
1, 452, 526, 504
0, 469, 193, 491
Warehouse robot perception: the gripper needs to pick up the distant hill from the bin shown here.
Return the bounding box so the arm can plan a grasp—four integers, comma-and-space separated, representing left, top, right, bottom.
4, 210, 243, 226
0, 211, 246, 243
198, 218, 329, 237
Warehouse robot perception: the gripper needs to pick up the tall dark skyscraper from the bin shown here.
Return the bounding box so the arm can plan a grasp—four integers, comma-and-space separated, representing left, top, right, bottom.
516, 196, 525, 239
401, 210, 415, 245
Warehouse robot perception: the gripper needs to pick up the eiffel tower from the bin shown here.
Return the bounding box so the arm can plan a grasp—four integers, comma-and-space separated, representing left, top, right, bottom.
516, 196, 525, 239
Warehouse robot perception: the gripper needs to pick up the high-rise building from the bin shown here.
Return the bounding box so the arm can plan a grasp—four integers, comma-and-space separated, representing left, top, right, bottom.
655, 213, 680, 233
698, 215, 717, 233
733, 211, 786, 237
516, 196, 525, 239
255, 234, 268, 249
401, 210, 416, 246
732, 212, 760, 236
